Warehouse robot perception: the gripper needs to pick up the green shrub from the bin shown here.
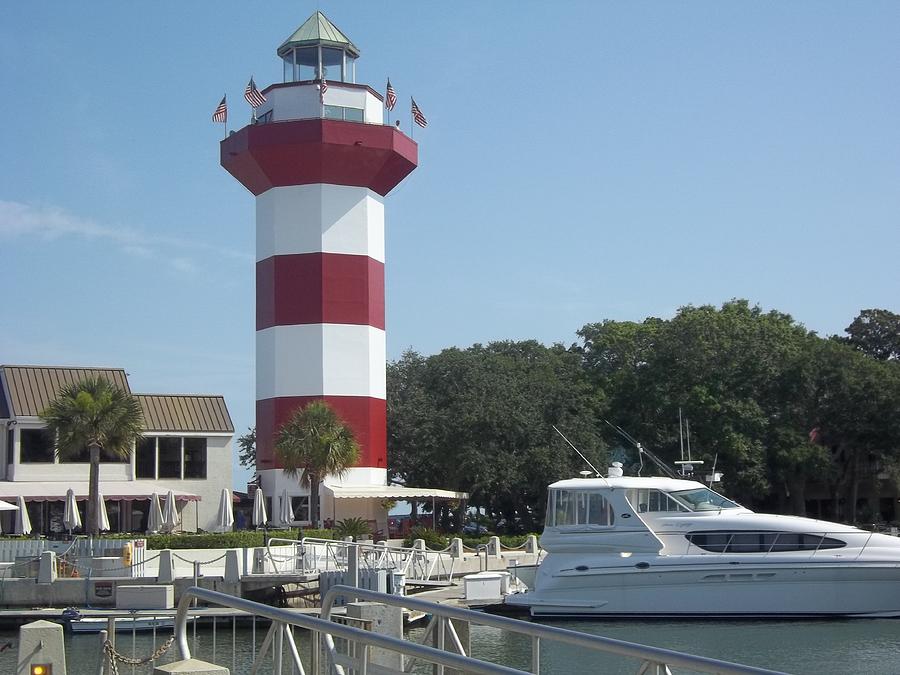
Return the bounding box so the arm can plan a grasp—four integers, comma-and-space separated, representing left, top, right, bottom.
301, 528, 334, 541
143, 529, 304, 550
402, 527, 448, 550
334, 517, 371, 539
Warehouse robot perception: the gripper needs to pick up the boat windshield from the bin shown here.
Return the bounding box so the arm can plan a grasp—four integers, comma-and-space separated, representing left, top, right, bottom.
669, 488, 739, 511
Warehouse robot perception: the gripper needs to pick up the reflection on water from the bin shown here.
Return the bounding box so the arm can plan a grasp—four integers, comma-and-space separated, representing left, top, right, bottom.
3, 616, 900, 674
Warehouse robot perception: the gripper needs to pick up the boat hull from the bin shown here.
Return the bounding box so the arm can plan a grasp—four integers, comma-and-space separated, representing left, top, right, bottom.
506, 559, 900, 617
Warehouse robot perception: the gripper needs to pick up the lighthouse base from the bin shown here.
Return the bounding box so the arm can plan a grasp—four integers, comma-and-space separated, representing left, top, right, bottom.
257, 467, 389, 532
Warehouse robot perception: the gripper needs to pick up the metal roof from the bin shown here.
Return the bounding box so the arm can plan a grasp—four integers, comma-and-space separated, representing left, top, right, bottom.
137, 394, 234, 434
0, 365, 130, 417
277, 11, 360, 58
0, 365, 233, 434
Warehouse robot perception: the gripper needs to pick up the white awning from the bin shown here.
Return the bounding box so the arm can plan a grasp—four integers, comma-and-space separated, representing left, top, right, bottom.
0, 481, 201, 502
323, 484, 468, 500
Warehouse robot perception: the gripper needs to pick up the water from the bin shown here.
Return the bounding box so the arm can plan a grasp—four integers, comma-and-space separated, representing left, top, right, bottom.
3, 617, 899, 674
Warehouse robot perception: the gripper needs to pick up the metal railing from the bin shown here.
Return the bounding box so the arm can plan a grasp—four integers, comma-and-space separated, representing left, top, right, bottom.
174, 585, 783, 675
265, 536, 456, 583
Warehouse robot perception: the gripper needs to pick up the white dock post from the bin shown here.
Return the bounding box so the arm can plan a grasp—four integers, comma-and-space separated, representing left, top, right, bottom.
38, 550, 57, 584
17, 620, 67, 674
449, 538, 463, 558
158, 550, 175, 583
347, 542, 360, 588
487, 536, 502, 559
224, 550, 240, 583
525, 534, 539, 555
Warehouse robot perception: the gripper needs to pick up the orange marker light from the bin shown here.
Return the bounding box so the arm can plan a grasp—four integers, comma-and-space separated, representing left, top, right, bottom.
31, 665, 52, 675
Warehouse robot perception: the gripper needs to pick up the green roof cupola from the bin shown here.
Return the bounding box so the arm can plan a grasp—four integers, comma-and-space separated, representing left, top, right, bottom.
278, 12, 360, 84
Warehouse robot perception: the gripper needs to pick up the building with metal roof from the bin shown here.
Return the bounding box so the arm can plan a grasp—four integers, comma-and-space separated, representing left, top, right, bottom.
0, 364, 234, 534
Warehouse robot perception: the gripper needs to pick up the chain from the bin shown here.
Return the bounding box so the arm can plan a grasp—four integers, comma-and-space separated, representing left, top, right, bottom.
172, 552, 228, 565
103, 635, 175, 674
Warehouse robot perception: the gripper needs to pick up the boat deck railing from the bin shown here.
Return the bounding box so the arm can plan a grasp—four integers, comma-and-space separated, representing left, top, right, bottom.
174, 584, 784, 675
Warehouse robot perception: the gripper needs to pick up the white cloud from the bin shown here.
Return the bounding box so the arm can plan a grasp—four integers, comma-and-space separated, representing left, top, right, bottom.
0, 200, 252, 274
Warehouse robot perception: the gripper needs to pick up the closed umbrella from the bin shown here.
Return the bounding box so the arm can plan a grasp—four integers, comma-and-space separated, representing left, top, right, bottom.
64, 488, 81, 534
14, 496, 30, 536
279, 489, 293, 526
96, 492, 111, 532
216, 488, 234, 532
147, 492, 164, 534
252, 488, 268, 528
162, 490, 178, 533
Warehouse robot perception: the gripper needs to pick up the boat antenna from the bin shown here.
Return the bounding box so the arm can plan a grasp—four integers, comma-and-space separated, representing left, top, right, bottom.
678, 407, 685, 462
602, 419, 679, 479
707, 453, 719, 487
551, 425, 602, 478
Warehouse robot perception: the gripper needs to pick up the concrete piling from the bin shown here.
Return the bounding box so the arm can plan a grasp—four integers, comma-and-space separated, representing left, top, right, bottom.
346, 601, 404, 671
37, 551, 57, 585
17, 619, 67, 674
153, 658, 229, 674
157, 550, 175, 583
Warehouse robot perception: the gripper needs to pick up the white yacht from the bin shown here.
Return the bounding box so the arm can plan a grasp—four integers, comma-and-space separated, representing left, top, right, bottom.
506, 464, 900, 617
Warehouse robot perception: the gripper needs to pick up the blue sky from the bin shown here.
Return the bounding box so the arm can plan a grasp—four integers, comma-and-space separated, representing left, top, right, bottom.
2, 2, 898, 489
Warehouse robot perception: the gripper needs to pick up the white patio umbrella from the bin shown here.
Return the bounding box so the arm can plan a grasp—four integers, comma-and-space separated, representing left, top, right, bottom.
162, 490, 178, 533
0, 500, 17, 511
14, 496, 30, 536
279, 489, 293, 526
216, 488, 234, 532
96, 492, 111, 532
252, 487, 268, 528
64, 488, 81, 534
147, 492, 164, 534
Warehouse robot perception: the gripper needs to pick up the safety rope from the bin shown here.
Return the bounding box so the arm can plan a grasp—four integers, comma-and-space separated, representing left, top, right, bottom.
103, 635, 174, 675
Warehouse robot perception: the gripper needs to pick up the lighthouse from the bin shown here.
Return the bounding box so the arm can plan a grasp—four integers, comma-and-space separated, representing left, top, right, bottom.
221, 12, 417, 522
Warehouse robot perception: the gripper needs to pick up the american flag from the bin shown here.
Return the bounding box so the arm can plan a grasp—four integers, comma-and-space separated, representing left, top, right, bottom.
411, 98, 427, 128
212, 95, 227, 123
244, 77, 267, 108
385, 79, 397, 111
318, 78, 328, 103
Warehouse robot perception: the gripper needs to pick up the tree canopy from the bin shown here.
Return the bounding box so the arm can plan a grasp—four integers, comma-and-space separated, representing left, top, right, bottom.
387, 302, 900, 528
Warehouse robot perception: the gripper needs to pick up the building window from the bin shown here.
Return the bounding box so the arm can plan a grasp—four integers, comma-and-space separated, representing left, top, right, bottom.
135, 437, 156, 478
20, 429, 55, 463
158, 437, 182, 479
291, 496, 310, 522
183, 438, 207, 479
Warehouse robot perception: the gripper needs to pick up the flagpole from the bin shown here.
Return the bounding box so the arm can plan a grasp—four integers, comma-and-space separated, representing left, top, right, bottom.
410, 97, 414, 141
223, 94, 228, 140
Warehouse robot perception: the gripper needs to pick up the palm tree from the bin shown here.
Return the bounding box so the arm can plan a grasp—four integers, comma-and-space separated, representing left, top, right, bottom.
41, 377, 144, 536
275, 401, 360, 528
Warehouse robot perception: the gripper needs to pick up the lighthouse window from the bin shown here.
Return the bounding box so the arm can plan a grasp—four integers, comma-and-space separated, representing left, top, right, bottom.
322, 47, 344, 81
324, 105, 343, 120
344, 107, 364, 122
294, 47, 318, 81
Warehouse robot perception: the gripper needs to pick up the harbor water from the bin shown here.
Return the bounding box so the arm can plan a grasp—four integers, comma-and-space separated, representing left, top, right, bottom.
2, 617, 899, 674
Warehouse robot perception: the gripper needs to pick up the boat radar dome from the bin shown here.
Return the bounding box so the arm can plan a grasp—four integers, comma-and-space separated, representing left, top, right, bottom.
607, 462, 624, 478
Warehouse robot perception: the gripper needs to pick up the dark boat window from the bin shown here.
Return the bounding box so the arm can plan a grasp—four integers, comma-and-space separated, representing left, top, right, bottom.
686, 531, 846, 553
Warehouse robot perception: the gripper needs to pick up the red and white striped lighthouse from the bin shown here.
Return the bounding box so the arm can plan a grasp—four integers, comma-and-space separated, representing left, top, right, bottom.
221, 12, 417, 507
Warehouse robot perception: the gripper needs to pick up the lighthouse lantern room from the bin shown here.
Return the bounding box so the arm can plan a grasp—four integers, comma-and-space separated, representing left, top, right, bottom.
221, 12, 418, 526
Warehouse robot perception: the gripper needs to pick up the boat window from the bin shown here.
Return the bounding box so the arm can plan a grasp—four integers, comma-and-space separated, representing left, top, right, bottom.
625, 488, 690, 513
669, 488, 739, 511
548, 489, 614, 527
686, 531, 846, 553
